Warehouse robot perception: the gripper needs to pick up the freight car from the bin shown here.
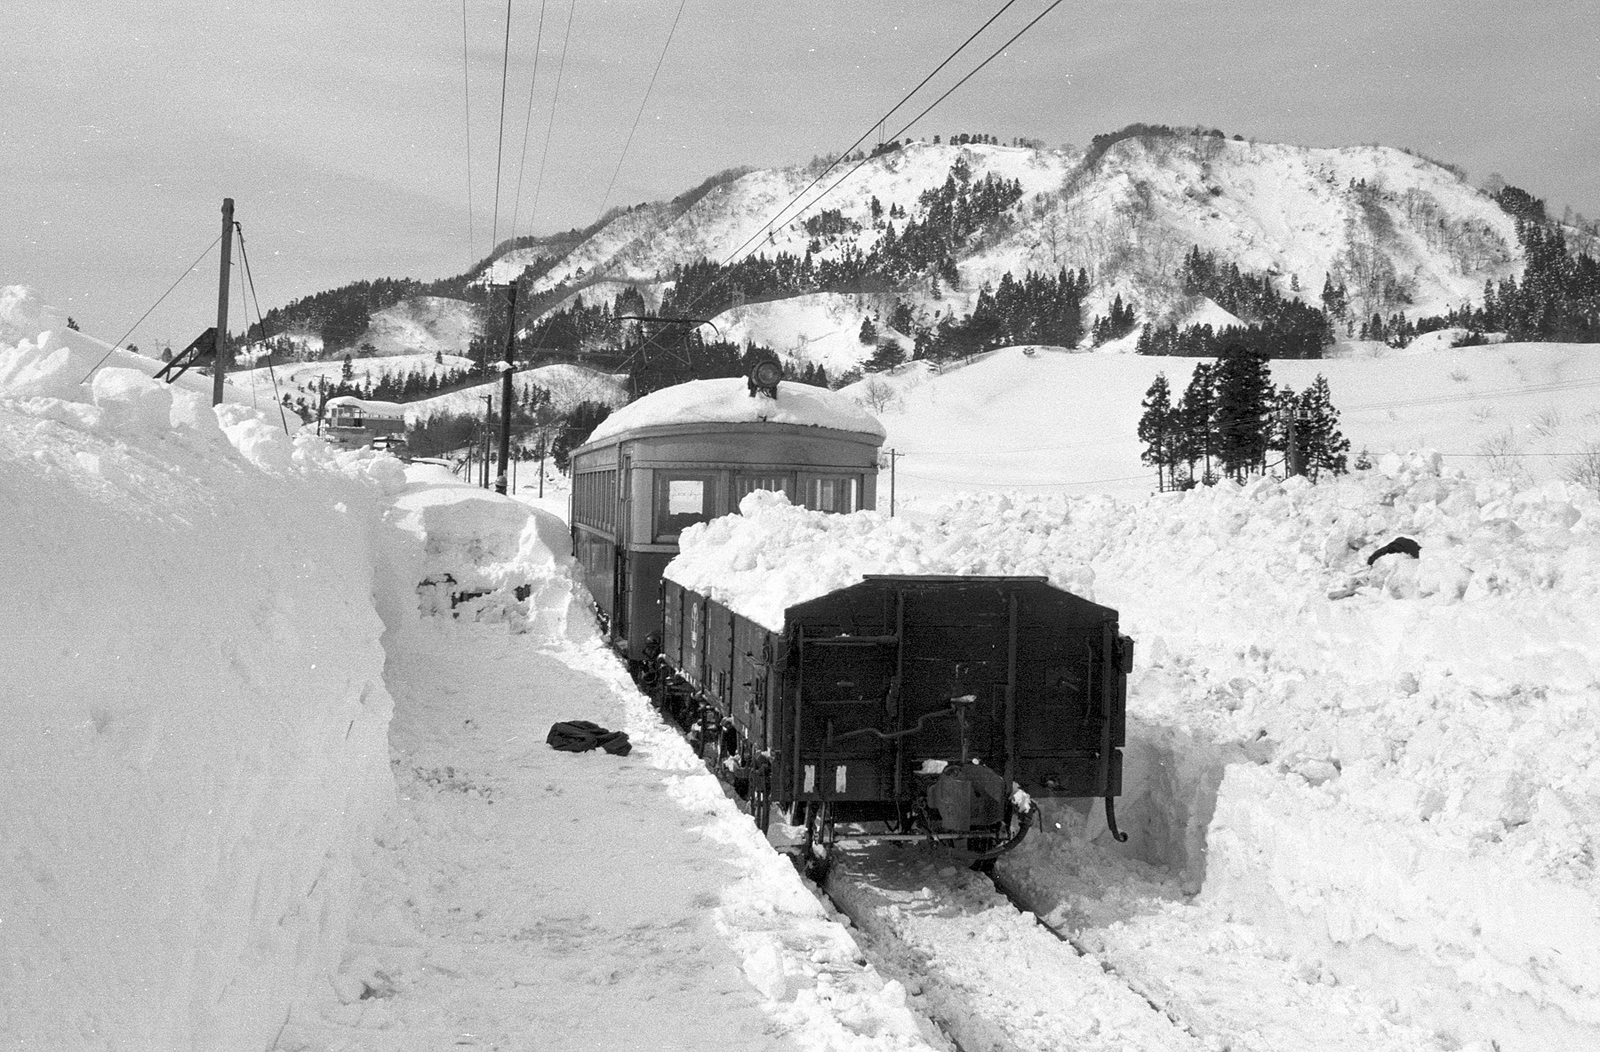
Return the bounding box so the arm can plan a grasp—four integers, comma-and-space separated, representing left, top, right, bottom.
656, 572, 1132, 874
568, 368, 885, 664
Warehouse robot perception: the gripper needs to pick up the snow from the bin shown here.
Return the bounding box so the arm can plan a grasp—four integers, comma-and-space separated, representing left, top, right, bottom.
713, 292, 901, 374
0, 290, 398, 1047
582, 376, 887, 447
6, 276, 1600, 1052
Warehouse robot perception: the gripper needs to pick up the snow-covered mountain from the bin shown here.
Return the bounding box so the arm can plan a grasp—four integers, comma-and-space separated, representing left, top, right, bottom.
495, 132, 1522, 329
311, 129, 1548, 382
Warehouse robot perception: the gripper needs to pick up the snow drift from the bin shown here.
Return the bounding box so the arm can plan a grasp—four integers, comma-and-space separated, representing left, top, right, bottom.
0, 288, 402, 1049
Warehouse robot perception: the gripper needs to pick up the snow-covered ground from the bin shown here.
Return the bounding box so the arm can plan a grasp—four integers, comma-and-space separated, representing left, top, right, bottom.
4, 282, 1599, 1051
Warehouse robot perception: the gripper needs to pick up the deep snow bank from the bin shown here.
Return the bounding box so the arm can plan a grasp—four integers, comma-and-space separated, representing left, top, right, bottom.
0, 288, 403, 1049
937, 457, 1600, 1049
668, 454, 1600, 1047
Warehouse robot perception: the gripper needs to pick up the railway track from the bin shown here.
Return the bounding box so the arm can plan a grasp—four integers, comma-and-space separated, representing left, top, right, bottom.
815, 837, 1453, 1052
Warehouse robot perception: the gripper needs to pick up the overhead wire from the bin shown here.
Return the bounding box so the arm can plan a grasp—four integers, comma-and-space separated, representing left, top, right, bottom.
489, 0, 516, 255
714, 0, 1024, 272
723, 0, 1069, 272
526, 0, 576, 241
461, 0, 477, 268
654, 0, 1055, 380
233, 221, 293, 434
508, 0, 550, 243
82, 232, 224, 383
596, 0, 690, 223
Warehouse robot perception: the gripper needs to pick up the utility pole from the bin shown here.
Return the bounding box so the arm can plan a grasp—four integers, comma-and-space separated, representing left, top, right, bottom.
211, 198, 234, 407
538, 432, 547, 498
480, 394, 493, 488
493, 283, 517, 494
882, 447, 904, 516
1283, 408, 1304, 478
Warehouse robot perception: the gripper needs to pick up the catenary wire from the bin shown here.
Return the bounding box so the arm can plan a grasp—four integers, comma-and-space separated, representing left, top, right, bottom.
596, 0, 690, 223
461, 0, 477, 268
526, 0, 576, 241
715, 0, 1024, 272
729, 0, 1069, 270
508, 0, 550, 242
489, 0, 516, 254
82, 232, 224, 383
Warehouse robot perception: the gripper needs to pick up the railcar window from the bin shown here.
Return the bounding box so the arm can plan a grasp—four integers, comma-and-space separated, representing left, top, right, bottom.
574, 470, 617, 532
734, 474, 792, 503
804, 476, 860, 514
654, 473, 716, 540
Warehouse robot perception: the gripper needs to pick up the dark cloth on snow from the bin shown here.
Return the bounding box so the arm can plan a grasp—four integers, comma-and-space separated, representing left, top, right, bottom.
1367, 536, 1422, 565
546, 720, 632, 756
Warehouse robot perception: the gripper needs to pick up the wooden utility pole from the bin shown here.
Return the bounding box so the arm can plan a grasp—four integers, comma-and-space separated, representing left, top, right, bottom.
480, 394, 494, 488
494, 283, 517, 494
881, 447, 904, 516
211, 197, 235, 406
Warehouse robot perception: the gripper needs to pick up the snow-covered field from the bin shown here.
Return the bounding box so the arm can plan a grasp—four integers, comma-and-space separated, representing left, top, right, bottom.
4, 282, 1599, 1051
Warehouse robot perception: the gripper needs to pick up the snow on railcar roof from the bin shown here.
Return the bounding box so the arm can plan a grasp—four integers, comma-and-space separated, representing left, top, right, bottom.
664, 490, 1095, 632
324, 395, 408, 415
583, 377, 886, 447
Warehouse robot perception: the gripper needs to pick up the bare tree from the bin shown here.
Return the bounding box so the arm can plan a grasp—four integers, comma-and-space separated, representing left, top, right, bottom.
857, 376, 899, 414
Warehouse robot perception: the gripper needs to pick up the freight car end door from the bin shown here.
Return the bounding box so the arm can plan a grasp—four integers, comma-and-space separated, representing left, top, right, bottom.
795, 631, 898, 801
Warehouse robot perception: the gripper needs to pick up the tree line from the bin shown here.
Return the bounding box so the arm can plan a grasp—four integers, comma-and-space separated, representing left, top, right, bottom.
1137, 344, 1350, 490
1136, 248, 1336, 359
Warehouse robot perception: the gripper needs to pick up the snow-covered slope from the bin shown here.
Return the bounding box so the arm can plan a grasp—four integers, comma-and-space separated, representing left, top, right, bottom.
844, 340, 1600, 505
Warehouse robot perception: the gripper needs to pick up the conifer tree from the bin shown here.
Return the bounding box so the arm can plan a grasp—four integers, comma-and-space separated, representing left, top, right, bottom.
1176, 362, 1216, 485
1211, 343, 1273, 480
1138, 374, 1178, 491
1296, 374, 1351, 480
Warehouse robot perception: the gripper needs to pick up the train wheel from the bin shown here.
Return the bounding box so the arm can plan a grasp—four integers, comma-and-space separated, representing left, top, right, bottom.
800, 801, 835, 884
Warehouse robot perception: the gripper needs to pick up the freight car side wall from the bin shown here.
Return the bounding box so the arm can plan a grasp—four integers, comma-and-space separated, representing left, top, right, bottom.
660, 579, 780, 762
661, 575, 1131, 817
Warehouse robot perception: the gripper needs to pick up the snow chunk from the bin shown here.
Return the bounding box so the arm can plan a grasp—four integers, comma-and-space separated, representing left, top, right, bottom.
584, 376, 885, 446
666, 489, 1094, 630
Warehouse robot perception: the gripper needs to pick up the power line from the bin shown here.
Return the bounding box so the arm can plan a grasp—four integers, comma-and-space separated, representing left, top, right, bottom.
898, 468, 1158, 489
597, 0, 690, 223
1345, 374, 1600, 413
461, 0, 476, 268
527, 0, 576, 240
489, 0, 516, 255
82, 232, 224, 383
715, 0, 1025, 272
730, 0, 1069, 269
233, 222, 293, 434
508, 0, 550, 243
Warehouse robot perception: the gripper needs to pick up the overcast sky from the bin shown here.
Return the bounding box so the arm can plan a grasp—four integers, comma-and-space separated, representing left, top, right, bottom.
4, 0, 1596, 348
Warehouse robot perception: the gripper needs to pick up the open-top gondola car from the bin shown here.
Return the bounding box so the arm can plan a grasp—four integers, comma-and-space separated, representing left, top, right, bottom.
658, 570, 1132, 876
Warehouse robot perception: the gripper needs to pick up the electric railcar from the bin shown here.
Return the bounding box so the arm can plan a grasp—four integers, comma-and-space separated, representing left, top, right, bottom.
321, 396, 408, 452
567, 369, 883, 663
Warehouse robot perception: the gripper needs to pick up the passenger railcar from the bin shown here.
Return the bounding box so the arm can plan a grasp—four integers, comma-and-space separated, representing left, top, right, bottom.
657, 572, 1131, 873
322, 396, 408, 452
568, 374, 885, 664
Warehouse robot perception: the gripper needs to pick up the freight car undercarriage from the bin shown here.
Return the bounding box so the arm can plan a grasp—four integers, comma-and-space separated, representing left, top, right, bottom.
648, 669, 1061, 877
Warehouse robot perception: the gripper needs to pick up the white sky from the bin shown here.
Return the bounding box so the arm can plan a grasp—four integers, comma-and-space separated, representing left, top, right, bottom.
4, 0, 1597, 347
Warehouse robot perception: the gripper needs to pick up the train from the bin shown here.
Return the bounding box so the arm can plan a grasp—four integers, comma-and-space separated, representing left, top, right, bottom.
568, 365, 1130, 874
321, 396, 408, 452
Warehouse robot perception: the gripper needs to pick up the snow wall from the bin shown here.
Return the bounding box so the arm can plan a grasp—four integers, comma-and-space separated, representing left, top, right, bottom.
0, 289, 404, 1049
